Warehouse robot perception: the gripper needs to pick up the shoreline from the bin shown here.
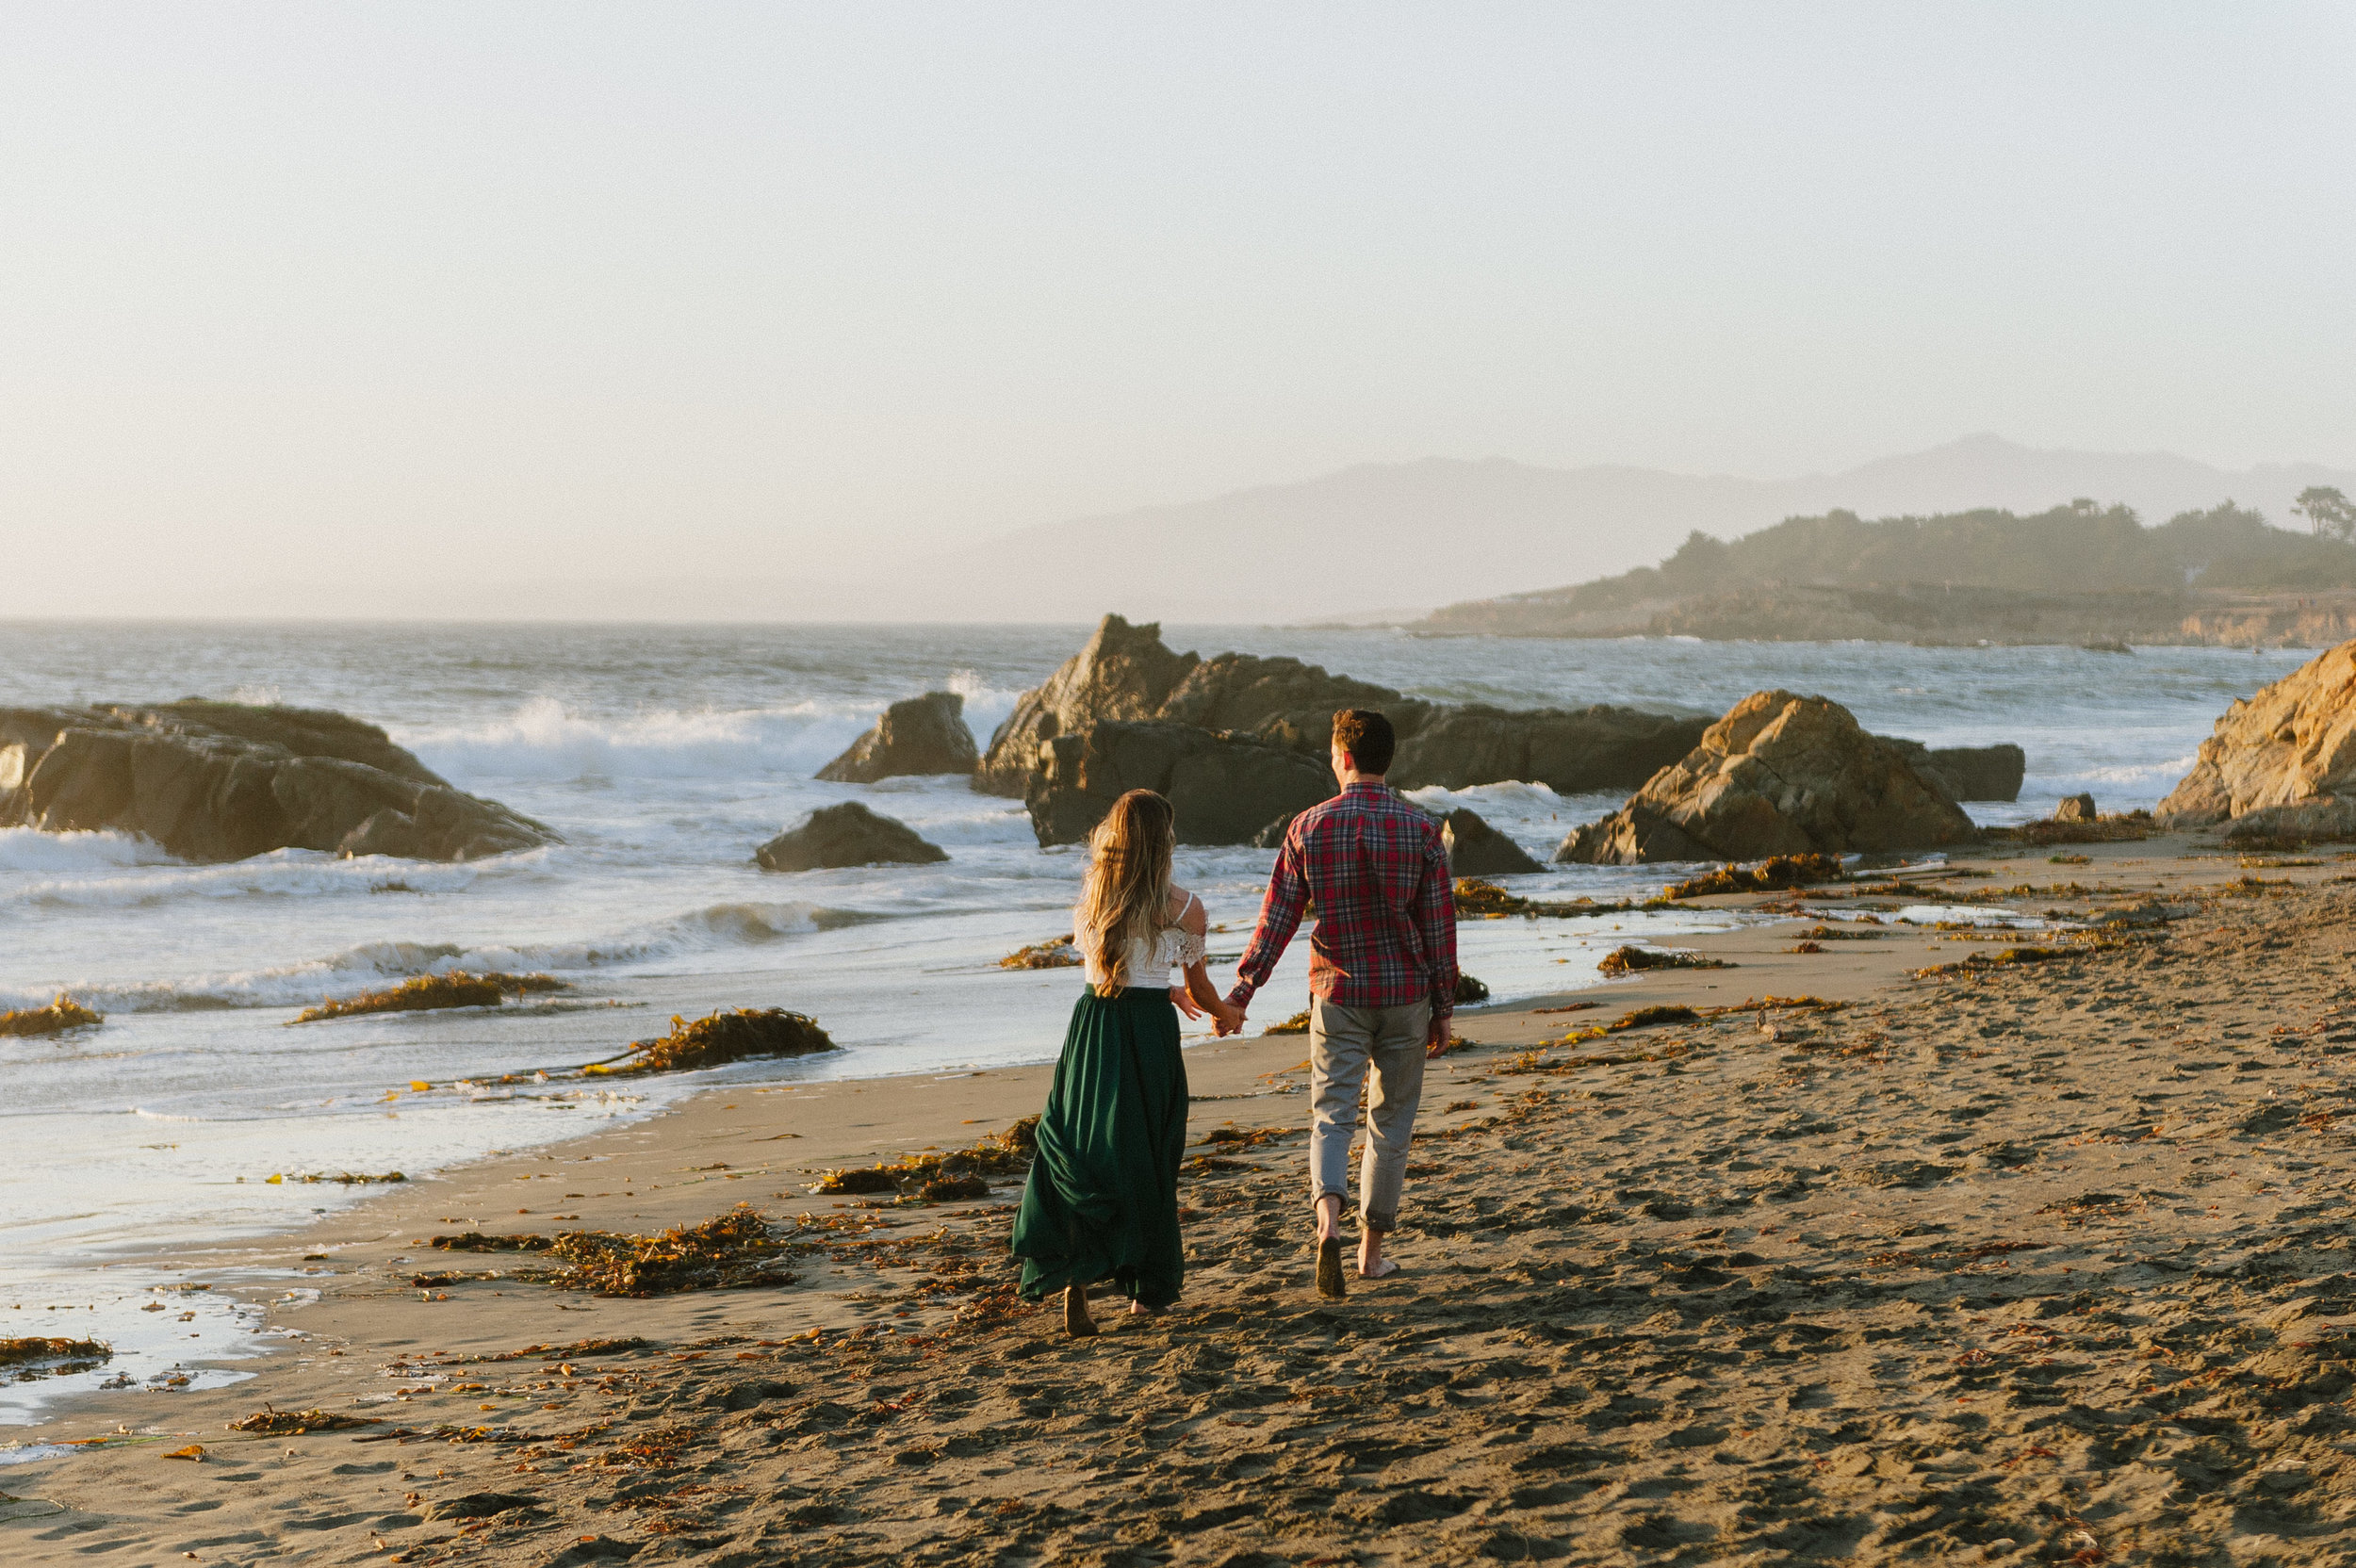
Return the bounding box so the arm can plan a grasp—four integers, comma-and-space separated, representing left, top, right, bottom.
8, 830, 2351, 1562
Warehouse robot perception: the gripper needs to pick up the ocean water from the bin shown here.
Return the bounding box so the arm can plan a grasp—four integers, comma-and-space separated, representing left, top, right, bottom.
0, 621, 2315, 1420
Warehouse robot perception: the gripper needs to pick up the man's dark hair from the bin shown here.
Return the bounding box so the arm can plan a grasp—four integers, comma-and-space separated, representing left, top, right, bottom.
1332, 709, 1396, 776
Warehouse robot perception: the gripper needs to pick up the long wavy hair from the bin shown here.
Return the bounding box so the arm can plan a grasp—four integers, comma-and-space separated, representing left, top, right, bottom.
1075, 790, 1177, 992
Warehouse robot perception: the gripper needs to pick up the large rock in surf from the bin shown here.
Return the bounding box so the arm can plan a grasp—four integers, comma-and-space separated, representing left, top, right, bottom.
973, 615, 1201, 795
1024, 721, 1334, 847
756, 801, 949, 872
2158, 640, 2356, 840
976, 614, 1711, 800
1884, 740, 2026, 803
815, 692, 979, 783
0, 701, 553, 863
1439, 808, 1542, 875
1555, 690, 1980, 864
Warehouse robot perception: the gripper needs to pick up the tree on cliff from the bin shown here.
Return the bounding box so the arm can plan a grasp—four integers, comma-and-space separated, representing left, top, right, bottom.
2295, 486, 2356, 544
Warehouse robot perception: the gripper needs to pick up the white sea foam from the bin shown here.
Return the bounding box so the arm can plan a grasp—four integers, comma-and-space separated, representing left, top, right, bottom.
399, 696, 873, 785
0, 899, 874, 1014
0, 827, 177, 874
0, 847, 509, 910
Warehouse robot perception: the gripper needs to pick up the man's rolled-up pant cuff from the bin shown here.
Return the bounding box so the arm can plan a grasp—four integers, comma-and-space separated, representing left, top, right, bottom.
1362, 1207, 1398, 1234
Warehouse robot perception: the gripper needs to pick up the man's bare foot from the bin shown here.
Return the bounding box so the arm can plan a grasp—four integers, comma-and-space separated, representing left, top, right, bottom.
1128, 1300, 1167, 1316
1358, 1256, 1399, 1280
1064, 1283, 1098, 1338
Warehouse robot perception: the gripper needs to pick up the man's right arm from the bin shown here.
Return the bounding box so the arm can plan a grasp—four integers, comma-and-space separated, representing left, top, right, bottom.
1227, 832, 1310, 1013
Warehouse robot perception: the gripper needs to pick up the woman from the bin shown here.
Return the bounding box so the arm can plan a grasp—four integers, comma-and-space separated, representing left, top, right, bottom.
1011, 789, 1240, 1336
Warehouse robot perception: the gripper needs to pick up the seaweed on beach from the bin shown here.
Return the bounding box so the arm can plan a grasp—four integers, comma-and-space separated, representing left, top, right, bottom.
1261, 1010, 1312, 1035
0, 995, 104, 1037
432, 1206, 796, 1297
1597, 945, 1735, 974
1794, 923, 1881, 940
1663, 854, 1848, 900
810, 1117, 1039, 1199
225, 1405, 383, 1434
587, 1007, 836, 1075
1912, 944, 2076, 978
1, 1337, 111, 1378
1989, 809, 2153, 846
1455, 878, 1663, 918
292, 972, 566, 1023
1455, 972, 1490, 1004
999, 936, 1082, 970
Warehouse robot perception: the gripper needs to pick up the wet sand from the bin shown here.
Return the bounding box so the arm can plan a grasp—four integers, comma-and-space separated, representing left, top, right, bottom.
9, 836, 2356, 1565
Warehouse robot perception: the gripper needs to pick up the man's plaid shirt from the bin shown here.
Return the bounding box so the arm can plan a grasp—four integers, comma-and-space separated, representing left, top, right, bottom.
1228, 781, 1460, 1027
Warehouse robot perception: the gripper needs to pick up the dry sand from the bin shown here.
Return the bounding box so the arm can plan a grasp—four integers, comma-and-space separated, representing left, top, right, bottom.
9, 837, 2356, 1565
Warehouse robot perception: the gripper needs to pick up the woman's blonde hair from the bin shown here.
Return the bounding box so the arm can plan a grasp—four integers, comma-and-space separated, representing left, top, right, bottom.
1075, 790, 1176, 992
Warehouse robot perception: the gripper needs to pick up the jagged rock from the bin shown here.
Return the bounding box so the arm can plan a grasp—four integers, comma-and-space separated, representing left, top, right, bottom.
978, 614, 1713, 803
2054, 792, 2097, 823
755, 802, 948, 872
973, 615, 1201, 795
1554, 690, 1979, 865
816, 693, 978, 783
1155, 652, 1423, 754
1884, 740, 2026, 803
1439, 808, 1542, 875
0, 701, 552, 863
2160, 640, 2356, 830
1023, 721, 1334, 847
1390, 705, 1710, 793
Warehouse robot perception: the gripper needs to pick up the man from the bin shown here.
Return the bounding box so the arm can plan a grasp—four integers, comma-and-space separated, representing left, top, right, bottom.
1222, 708, 1459, 1298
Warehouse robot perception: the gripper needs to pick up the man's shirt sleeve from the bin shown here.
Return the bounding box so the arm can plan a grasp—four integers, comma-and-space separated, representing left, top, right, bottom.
1416, 825, 1460, 1023
1228, 828, 1310, 1008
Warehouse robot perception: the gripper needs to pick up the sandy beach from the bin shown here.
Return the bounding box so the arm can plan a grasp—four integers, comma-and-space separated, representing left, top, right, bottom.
8, 834, 2356, 1565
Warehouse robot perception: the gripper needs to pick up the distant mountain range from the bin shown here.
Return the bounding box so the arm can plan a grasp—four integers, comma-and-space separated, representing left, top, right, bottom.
868, 433, 2356, 625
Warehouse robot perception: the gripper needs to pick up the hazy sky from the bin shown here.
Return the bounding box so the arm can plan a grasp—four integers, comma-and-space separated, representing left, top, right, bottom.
4, 4, 2352, 612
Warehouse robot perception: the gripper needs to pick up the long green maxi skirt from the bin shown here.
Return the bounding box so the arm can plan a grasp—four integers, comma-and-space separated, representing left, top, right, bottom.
1011, 986, 1189, 1309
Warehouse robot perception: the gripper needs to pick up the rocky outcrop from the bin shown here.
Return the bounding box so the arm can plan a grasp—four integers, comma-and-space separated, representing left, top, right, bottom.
2054, 792, 2097, 823
1024, 721, 1334, 847
1390, 705, 1710, 794
755, 802, 948, 872
0, 701, 552, 862
1438, 808, 1542, 875
1884, 741, 2026, 803
2158, 640, 2356, 832
979, 614, 1712, 804
973, 616, 1201, 795
1555, 690, 1980, 865
816, 692, 978, 783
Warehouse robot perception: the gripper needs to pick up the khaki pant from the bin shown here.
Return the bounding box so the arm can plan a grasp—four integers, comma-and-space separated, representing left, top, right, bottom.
1307, 996, 1431, 1233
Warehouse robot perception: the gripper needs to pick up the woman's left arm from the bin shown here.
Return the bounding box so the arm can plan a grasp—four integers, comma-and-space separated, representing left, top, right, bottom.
1171, 892, 1242, 1033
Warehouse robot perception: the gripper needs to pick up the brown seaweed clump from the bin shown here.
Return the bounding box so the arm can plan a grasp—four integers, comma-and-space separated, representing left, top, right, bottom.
999, 936, 1082, 970
1664, 854, 1848, 900
1597, 945, 1735, 975
587, 1007, 836, 1075
0, 995, 104, 1038
1, 1337, 111, 1378
294, 972, 565, 1023
226, 1406, 383, 1435
811, 1117, 1038, 1198
433, 1206, 794, 1296
1261, 1010, 1312, 1036
1454, 879, 1647, 918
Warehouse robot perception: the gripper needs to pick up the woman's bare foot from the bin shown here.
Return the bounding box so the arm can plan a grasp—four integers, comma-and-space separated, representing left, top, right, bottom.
1128, 1300, 1166, 1316
1063, 1283, 1098, 1338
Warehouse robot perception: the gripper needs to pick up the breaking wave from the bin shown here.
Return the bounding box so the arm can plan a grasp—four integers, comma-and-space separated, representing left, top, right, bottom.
1, 899, 877, 1015
0, 827, 178, 874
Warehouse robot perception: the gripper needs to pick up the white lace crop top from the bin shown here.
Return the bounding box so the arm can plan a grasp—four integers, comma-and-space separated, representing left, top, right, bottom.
1079, 890, 1207, 988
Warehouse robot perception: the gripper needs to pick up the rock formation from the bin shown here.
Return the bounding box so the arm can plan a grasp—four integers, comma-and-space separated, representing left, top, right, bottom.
1438, 808, 1542, 875
0, 701, 553, 862
755, 802, 949, 872
973, 615, 1201, 795
815, 692, 979, 783
2158, 640, 2356, 841
1554, 690, 1981, 864
1884, 740, 2026, 803
1023, 722, 1334, 847
2054, 792, 2098, 823
976, 614, 1710, 802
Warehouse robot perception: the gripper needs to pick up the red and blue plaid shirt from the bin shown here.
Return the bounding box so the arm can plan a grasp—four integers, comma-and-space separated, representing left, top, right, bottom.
1228, 782, 1460, 1025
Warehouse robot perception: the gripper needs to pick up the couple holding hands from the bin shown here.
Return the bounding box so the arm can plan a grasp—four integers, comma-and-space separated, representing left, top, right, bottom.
1009, 709, 1462, 1336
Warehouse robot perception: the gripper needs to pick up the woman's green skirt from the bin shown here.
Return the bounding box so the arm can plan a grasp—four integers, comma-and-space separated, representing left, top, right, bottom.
1011, 986, 1189, 1308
